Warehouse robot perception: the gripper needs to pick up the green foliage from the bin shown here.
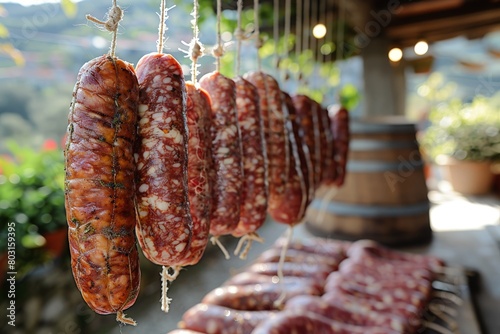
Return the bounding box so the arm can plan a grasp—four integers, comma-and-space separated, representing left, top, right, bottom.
0, 141, 66, 277
339, 83, 360, 111
420, 94, 500, 162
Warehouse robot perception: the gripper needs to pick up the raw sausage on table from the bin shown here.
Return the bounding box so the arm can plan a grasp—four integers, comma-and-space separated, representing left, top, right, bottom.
347, 239, 445, 271
322, 289, 421, 328
223, 272, 321, 289
285, 295, 407, 333
245, 262, 332, 284
199, 71, 243, 236
255, 247, 342, 270
231, 76, 268, 237
134, 52, 192, 266
252, 310, 398, 334
179, 303, 276, 334
201, 282, 322, 311
181, 83, 213, 265
65, 55, 140, 323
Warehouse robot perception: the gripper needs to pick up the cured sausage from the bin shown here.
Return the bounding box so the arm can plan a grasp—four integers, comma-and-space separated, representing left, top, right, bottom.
167, 330, 206, 334
181, 83, 213, 265
244, 71, 289, 215
134, 52, 192, 266
312, 100, 335, 183
231, 76, 268, 237
65, 55, 140, 324
199, 71, 243, 236
328, 104, 350, 186
179, 303, 276, 334
265, 92, 307, 225
321, 106, 336, 183
292, 94, 321, 191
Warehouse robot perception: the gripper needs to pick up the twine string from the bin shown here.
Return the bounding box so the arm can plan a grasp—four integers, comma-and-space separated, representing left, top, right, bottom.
86, 0, 122, 58
273, 0, 279, 72
254, 0, 262, 71
283, 0, 291, 81
295, 0, 303, 82
157, 0, 166, 53
189, 0, 203, 83
337, 0, 345, 61
212, 0, 224, 71
235, 0, 244, 76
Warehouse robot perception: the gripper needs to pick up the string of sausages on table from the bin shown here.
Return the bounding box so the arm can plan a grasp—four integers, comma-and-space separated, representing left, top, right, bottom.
63, 0, 350, 326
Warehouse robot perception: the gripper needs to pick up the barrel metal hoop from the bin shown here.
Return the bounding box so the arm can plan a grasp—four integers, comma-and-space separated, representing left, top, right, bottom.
310, 200, 430, 217
350, 139, 418, 151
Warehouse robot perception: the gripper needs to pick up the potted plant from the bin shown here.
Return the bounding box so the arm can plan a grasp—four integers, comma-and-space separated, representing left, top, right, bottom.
419, 95, 500, 195
0, 140, 67, 280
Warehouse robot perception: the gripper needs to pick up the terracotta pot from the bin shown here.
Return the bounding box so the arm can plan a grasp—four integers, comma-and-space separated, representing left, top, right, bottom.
439, 157, 494, 195
42, 227, 68, 258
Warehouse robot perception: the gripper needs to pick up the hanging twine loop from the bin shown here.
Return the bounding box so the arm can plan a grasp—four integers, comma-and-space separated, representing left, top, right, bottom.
86, 0, 122, 57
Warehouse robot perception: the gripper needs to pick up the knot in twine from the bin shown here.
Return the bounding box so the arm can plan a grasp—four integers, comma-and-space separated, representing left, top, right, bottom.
86, 5, 123, 33
212, 44, 224, 58
255, 36, 263, 49
234, 27, 245, 41
189, 39, 204, 62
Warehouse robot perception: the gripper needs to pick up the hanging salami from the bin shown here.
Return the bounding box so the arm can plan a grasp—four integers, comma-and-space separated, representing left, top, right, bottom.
65, 54, 141, 325
199, 71, 243, 237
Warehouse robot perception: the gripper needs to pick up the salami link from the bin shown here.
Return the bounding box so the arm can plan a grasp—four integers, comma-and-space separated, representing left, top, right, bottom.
266, 92, 307, 225
321, 107, 336, 183
65, 55, 140, 324
181, 83, 214, 265
328, 104, 350, 186
179, 303, 276, 334
311, 98, 328, 187
292, 94, 321, 191
231, 77, 268, 237
199, 72, 243, 236
244, 72, 289, 213
167, 330, 206, 334
134, 52, 192, 266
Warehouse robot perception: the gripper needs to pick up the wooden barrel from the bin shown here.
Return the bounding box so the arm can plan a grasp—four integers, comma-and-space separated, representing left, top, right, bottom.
305, 117, 432, 246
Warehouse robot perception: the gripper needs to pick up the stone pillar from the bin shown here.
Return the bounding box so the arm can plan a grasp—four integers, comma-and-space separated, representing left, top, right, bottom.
361, 36, 406, 117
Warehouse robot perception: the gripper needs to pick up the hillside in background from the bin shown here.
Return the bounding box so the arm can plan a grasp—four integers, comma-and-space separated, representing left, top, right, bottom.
0, 0, 224, 153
